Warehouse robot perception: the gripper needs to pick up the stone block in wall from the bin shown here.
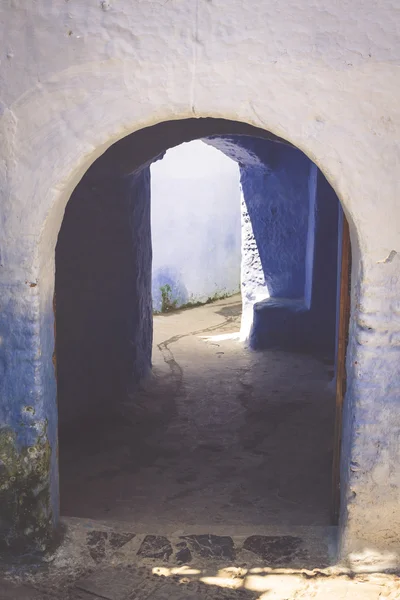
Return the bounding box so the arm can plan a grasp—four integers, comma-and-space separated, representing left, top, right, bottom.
250, 298, 308, 351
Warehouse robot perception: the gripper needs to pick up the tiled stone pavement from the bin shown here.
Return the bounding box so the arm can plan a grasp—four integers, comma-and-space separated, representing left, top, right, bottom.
1, 525, 400, 599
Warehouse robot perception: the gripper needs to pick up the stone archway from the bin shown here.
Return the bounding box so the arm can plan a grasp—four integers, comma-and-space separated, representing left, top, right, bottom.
53, 121, 346, 549
0, 113, 356, 555
0, 54, 399, 568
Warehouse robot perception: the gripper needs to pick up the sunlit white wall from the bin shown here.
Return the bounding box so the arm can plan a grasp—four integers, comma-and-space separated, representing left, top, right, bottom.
150, 140, 241, 311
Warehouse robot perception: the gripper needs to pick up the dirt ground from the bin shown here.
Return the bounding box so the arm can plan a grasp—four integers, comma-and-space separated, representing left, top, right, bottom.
59, 294, 336, 529
3, 296, 399, 598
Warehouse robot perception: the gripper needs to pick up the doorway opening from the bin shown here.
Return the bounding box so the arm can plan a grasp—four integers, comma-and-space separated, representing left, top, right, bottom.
55, 118, 348, 549
150, 140, 242, 313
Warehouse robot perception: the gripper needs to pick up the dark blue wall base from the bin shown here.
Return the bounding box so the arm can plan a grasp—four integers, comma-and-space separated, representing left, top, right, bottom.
250, 298, 308, 351
55, 165, 152, 428
250, 298, 336, 357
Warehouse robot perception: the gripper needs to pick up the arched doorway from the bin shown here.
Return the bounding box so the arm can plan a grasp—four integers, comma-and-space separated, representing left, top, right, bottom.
1, 116, 365, 563
54, 118, 347, 553
1, 0, 398, 569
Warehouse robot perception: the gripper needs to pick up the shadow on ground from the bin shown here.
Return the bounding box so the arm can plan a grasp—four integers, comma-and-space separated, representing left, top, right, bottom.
1, 522, 398, 600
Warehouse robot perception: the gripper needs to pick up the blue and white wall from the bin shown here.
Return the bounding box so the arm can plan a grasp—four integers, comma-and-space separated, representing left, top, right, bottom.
150, 141, 241, 311
2, 0, 400, 563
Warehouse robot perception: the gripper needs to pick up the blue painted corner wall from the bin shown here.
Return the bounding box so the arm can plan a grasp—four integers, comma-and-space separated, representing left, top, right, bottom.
240, 142, 311, 299
249, 162, 340, 358
204, 134, 340, 357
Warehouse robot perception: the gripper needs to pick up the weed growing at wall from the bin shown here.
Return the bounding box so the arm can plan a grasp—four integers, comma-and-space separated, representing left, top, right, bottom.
154, 290, 232, 314
0, 423, 53, 554
160, 284, 178, 313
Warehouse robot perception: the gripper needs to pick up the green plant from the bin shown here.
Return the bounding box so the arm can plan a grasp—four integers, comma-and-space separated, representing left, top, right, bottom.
205, 291, 230, 304
160, 284, 178, 313
153, 287, 235, 315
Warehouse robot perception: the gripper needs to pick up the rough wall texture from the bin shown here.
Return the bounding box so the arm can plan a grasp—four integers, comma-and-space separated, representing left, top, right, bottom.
250, 163, 340, 358
241, 143, 311, 299
237, 141, 312, 341
0, 0, 400, 565
0, 280, 58, 553
151, 141, 241, 311
341, 258, 400, 567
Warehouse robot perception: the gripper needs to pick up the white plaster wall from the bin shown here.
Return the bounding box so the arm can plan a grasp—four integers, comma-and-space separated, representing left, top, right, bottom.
151, 141, 241, 310
1, 0, 400, 564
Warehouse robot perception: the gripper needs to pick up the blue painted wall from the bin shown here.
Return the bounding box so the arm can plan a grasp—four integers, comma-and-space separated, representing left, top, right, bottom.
305, 170, 340, 355
304, 164, 318, 308
1, 117, 342, 553
55, 164, 152, 427
198, 134, 340, 357
250, 164, 340, 358
240, 143, 311, 299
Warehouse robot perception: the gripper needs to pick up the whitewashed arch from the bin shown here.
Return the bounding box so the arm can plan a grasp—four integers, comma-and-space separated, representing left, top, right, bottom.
0, 0, 399, 564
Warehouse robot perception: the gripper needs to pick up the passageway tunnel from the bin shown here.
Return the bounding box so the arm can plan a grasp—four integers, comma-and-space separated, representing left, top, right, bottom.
55, 118, 345, 533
